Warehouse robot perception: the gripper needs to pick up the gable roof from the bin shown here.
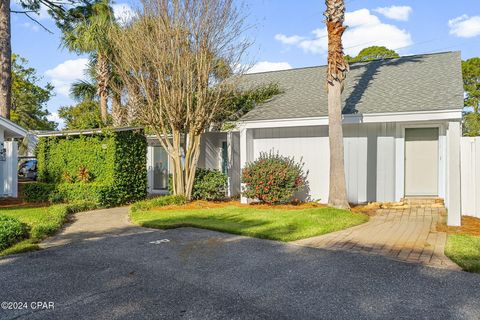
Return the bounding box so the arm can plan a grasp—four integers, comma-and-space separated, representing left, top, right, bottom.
240, 51, 464, 122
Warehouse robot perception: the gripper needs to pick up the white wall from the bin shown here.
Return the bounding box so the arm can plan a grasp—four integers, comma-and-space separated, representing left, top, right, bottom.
0, 128, 4, 196
251, 124, 385, 203
245, 121, 450, 205
461, 136, 480, 218
3, 141, 18, 197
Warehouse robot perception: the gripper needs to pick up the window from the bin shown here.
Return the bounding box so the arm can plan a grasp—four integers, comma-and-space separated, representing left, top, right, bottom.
153, 146, 169, 190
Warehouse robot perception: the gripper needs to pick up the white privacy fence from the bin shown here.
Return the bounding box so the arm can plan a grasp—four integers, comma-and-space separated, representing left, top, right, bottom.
461, 137, 480, 218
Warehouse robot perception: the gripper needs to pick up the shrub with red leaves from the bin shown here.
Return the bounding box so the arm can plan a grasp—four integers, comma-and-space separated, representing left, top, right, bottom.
242, 151, 306, 204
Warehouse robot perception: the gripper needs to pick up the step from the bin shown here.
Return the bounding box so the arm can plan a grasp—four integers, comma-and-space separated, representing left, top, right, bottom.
401, 197, 445, 208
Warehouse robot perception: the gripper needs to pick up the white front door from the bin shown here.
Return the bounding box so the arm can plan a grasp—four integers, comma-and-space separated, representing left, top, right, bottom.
405, 128, 439, 196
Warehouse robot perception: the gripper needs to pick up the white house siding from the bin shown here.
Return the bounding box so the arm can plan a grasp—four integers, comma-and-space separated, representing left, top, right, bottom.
198, 132, 226, 171
245, 121, 451, 205
461, 136, 480, 218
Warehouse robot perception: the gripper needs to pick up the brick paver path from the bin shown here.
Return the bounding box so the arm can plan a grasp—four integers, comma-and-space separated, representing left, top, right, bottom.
293, 207, 461, 270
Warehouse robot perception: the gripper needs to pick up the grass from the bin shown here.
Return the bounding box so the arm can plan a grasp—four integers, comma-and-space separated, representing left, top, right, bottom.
445, 234, 480, 273
0, 202, 97, 256
130, 203, 368, 242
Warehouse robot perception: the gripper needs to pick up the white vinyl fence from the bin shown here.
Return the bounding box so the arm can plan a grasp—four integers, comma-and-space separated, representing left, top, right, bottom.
461, 137, 480, 218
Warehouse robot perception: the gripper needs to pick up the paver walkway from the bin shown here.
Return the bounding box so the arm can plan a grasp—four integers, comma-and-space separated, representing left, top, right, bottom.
293, 207, 461, 270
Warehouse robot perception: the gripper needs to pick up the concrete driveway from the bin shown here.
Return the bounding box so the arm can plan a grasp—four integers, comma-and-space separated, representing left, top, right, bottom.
1, 210, 480, 319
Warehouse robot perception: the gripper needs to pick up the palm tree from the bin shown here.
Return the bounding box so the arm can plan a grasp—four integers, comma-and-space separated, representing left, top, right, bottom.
324, 0, 350, 209
70, 79, 97, 102
60, 0, 115, 124
0, 0, 11, 118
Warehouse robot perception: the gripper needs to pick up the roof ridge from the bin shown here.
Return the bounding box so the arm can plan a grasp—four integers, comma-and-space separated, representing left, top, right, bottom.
244, 51, 460, 76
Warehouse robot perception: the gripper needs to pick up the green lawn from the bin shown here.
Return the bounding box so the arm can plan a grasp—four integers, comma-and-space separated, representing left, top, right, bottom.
445, 234, 480, 273
131, 205, 368, 242
0, 202, 97, 256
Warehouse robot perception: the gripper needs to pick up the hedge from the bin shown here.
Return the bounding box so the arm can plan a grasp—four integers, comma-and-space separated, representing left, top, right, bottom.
168, 168, 228, 201
0, 215, 28, 251
29, 129, 148, 207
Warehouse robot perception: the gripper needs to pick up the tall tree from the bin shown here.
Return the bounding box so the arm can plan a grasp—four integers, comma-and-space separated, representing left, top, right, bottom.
462, 58, 480, 136
1, 0, 81, 119
11, 54, 57, 130
58, 0, 116, 123
345, 46, 399, 63
0, 0, 11, 118
324, 0, 350, 209
111, 0, 250, 200
58, 100, 103, 129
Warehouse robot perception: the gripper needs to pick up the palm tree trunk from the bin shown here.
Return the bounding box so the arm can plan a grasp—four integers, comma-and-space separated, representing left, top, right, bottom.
95, 53, 109, 123
325, 0, 350, 209
0, 0, 11, 119
111, 92, 123, 126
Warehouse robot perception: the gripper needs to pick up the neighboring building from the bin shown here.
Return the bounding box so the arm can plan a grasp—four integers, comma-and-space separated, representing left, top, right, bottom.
0, 116, 26, 197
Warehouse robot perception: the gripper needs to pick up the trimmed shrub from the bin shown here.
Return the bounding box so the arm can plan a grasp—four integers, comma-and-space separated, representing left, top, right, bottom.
192, 168, 227, 200
242, 151, 306, 204
31, 129, 147, 207
0, 215, 28, 251
130, 195, 187, 213
168, 168, 228, 201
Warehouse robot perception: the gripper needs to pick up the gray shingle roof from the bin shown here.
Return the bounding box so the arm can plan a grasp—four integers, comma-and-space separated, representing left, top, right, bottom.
239, 52, 464, 121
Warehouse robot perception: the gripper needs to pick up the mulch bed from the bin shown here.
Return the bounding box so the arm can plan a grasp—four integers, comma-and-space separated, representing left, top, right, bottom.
437, 216, 480, 237
153, 200, 327, 212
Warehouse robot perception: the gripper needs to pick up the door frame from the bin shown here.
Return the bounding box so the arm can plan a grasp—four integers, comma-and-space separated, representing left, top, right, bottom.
395, 122, 446, 200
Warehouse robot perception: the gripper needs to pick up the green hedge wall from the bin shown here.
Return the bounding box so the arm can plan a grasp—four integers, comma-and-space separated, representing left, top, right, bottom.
30, 129, 147, 207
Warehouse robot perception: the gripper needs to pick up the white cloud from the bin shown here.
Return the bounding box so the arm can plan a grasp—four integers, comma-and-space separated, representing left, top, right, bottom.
274, 34, 304, 45
374, 6, 412, 21
45, 58, 89, 97
246, 61, 292, 74
275, 9, 412, 56
111, 3, 135, 25
449, 15, 480, 38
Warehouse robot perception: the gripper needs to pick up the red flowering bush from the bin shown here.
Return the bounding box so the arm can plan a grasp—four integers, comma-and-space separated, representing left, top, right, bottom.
242, 152, 306, 204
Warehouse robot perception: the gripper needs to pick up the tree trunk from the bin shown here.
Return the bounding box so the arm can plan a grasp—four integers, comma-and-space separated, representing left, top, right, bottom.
325, 0, 350, 209
327, 80, 349, 208
111, 92, 123, 126
0, 0, 11, 119
95, 53, 109, 124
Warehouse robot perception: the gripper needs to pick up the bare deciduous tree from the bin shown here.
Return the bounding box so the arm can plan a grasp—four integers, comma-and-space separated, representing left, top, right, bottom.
325, 0, 350, 209
111, 0, 249, 199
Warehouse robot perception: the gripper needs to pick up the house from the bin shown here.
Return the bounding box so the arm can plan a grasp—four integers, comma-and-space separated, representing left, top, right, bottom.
148, 51, 466, 224
233, 51, 464, 226
0, 116, 26, 197
33, 51, 466, 225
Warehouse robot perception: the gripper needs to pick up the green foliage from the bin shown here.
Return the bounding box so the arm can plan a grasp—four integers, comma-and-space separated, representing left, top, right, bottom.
464, 112, 480, 137
462, 58, 480, 136
219, 83, 282, 128
167, 168, 228, 201
345, 46, 400, 63
192, 168, 228, 201
242, 151, 306, 204
57, 0, 116, 56
58, 100, 105, 130
32, 129, 147, 207
462, 58, 480, 112
0, 215, 28, 251
130, 195, 188, 213
0, 202, 98, 255
11, 54, 57, 130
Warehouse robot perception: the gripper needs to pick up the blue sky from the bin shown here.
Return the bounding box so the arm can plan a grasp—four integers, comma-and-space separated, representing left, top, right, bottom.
11, 0, 480, 127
